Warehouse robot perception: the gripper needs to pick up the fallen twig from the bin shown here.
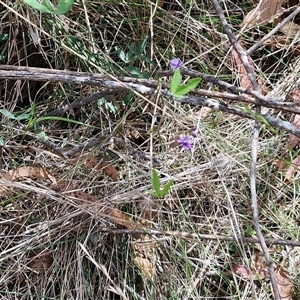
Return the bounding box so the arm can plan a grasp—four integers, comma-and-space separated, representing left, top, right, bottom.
87, 227, 300, 247
211, 0, 280, 298
1, 65, 300, 138
247, 6, 300, 55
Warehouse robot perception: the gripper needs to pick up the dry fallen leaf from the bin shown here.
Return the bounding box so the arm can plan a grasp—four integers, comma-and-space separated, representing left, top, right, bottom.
252, 248, 269, 279
233, 247, 272, 281
240, 0, 285, 28
2, 166, 57, 183
233, 264, 252, 279
274, 267, 293, 300
280, 21, 300, 40
272, 158, 288, 170
0, 166, 57, 197
94, 162, 119, 181
102, 206, 138, 229
233, 247, 293, 299
289, 114, 300, 149
133, 236, 156, 280
193, 107, 212, 119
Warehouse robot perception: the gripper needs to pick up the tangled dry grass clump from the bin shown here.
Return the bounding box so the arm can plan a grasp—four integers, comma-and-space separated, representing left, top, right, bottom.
1, 0, 300, 299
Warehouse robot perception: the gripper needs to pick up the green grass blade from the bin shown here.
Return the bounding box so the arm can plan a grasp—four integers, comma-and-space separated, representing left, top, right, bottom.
33, 116, 98, 128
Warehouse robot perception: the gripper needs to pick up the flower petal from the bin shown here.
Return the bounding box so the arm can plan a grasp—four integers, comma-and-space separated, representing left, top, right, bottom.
170, 58, 183, 70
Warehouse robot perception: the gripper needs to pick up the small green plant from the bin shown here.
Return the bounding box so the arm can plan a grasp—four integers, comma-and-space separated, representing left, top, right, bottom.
170, 69, 201, 98
114, 37, 153, 78
23, 0, 74, 15
169, 58, 201, 98
0, 108, 30, 121
97, 98, 119, 115
148, 169, 173, 198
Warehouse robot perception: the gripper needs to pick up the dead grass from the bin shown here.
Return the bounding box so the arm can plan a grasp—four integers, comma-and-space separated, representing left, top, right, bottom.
0, 0, 300, 299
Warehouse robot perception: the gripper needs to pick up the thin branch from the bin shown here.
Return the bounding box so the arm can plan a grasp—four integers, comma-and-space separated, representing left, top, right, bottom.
211, 0, 280, 298
1, 65, 300, 139
158, 69, 300, 112
211, 0, 259, 91
190, 88, 300, 114
0, 64, 157, 93
247, 6, 300, 55
0, 65, 288, 103
166, 92, 300, 138
46, 89, 121, 116
91, 227, 300, 247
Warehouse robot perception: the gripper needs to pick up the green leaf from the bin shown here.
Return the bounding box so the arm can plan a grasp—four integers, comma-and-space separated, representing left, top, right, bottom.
24, 0, 74, 14
55, 0, 74, 14
42, 0, 54, 10
147, 189, 157, 197
161, 180, 173, 197
105, 102, 119, 115
118, 50, 126, 62
0, 109, 16, 120
139, 37, 148, 53
138, 53, 152, 64
23, 0, 53, 13
151, 169, 161, 195
174, 78, 201, 96
15, 113, 31, 121
127, 43, 138, 55
170, 69, 181, 95
186, 78, 201, 90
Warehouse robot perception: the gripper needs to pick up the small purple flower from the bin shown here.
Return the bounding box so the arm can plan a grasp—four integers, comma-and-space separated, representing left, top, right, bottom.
178, 135, 192, 150
170, 58, 183, 70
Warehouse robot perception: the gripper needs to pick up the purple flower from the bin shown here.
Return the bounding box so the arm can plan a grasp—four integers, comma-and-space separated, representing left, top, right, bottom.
178, 135, 192, 150
170, 58, 183, 70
